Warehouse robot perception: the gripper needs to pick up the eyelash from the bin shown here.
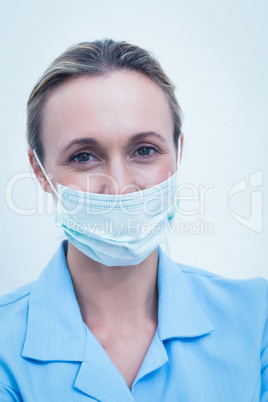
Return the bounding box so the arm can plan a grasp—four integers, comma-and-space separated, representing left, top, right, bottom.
69, 146, 159, 164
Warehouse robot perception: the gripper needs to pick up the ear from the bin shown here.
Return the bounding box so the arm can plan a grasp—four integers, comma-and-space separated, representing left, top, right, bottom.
28, 148, 53, 193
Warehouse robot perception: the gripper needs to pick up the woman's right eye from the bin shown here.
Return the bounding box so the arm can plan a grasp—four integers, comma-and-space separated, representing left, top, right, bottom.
72, 152, 95, 163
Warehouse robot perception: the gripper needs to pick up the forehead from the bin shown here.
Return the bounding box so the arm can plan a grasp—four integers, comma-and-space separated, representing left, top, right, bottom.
42, 71, 174, 148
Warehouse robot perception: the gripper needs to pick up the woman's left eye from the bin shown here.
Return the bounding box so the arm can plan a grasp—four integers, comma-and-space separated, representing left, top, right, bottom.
134, 147, 157, 157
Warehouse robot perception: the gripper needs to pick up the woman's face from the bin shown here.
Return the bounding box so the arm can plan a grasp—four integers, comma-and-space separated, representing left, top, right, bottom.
32, 70, 180, 195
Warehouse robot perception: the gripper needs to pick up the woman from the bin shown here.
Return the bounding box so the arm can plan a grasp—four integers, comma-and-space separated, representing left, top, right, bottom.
0, 39, 267, 401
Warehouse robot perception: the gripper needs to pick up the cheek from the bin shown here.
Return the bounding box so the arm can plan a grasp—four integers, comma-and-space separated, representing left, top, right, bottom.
133, 160, 177, 189
55, 169, 91, 192
56, 170, 122, 194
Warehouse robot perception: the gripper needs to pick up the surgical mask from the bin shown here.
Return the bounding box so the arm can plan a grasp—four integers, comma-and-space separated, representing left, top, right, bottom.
34, 150, 179, 266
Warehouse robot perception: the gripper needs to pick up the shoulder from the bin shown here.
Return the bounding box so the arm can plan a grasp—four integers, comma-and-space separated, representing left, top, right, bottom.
0, 283, 34, 392
177, 261, 222, 278
0, 282, 33, 346
0, 281, 33, 308
159, 247, 268, 315
0, 282, 33, 322
178, 259, 268, 296
174, 259, 268, 326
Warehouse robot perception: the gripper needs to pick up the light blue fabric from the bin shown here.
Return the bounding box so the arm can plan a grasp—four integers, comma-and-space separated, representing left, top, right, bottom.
0, 240, 267, 401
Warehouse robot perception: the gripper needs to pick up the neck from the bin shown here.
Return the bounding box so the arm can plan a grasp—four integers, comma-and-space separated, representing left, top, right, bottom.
66, 242, 159, 333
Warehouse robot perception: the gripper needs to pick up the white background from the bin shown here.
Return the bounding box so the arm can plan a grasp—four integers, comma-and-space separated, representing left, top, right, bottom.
0, 0, 267, 295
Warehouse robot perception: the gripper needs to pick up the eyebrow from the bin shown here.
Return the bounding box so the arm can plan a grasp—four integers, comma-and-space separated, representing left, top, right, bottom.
60, 131, 167, 154
60, 137, 98, 154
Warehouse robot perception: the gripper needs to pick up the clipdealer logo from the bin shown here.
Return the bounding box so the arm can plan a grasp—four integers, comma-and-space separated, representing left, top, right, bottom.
227, 170, 263, 233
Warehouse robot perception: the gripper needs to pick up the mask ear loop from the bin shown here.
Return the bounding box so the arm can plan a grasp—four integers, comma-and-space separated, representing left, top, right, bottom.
33, 149, 60, 198
177, 132, 182, 168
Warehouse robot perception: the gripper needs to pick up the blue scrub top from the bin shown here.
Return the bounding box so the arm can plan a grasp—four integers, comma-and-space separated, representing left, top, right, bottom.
0, 240, 267, 401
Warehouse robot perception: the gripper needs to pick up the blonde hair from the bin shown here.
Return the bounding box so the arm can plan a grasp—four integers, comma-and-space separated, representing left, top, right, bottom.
27, 39, 182, 162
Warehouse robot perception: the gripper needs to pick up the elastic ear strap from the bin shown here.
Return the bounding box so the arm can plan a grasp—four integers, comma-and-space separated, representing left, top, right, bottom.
178, 133, 182, 166
33, 149, 60, 197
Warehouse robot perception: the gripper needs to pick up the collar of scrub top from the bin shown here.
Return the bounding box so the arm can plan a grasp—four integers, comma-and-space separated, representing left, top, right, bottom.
21, 240, 214, 399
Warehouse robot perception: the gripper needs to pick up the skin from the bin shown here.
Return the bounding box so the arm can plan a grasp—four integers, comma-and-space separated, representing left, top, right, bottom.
29, 71, 184, 389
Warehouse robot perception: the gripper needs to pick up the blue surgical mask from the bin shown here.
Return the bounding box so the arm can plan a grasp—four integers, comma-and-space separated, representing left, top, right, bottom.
34, 150, 179, 266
